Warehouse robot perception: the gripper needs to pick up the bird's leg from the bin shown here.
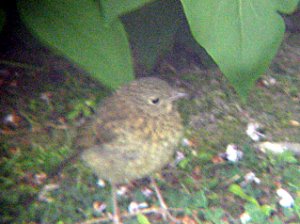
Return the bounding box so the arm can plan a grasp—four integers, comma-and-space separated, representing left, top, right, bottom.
111, 184, 122, 224
150, 177, 180, 223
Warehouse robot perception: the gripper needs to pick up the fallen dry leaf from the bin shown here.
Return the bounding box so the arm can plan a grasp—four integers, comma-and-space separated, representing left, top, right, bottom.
3, 111, 22, 126
8, 146, 20, 155
212, 155, 225, 164
192, 165, 202, 180
289, 120, 300, 127
181, 215, 197, 224
9, 80, 18, 87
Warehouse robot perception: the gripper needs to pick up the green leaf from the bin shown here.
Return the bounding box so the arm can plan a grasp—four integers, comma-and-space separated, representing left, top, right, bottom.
274, 0, 300, 14
178, 158, 190, 169
229, 184, 259, 207
66, 110, 80, 120
101, 0, 155, 23
17, 0, 134, 89
180, 0, 286, 100
122, 0, 181, 72
137, 213, 151, 224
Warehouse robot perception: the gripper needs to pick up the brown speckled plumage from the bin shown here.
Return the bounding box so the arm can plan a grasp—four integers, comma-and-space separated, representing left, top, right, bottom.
76, 77, 184, 184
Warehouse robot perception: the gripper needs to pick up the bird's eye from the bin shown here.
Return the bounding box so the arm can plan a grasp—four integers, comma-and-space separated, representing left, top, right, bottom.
149, 97, 160, 105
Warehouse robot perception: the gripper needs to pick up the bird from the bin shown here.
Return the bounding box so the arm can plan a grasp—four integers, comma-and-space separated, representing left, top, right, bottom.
60, 77, 186, 223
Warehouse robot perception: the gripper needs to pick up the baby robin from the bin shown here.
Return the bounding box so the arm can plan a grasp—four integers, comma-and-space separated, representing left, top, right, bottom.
64, 77, 186, 223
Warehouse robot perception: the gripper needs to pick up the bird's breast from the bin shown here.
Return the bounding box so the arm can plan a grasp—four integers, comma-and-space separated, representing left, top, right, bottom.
81, 110, 183, 184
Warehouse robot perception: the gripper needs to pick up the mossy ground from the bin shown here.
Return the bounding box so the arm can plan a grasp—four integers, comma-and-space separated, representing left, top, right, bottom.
1, 58, 299, 224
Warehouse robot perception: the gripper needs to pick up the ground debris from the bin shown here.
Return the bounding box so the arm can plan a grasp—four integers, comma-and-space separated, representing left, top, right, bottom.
257, 142, 300, 156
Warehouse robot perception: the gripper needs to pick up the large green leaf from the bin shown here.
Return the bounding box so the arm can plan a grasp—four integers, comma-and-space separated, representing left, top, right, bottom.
122, 0, 182, 72
180, 0, 290, 100
17, 0, 134, 89
274, 0, 299, 14
100, 0, 155, 23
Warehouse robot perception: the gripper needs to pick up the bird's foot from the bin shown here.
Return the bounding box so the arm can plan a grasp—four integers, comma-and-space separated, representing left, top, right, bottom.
159, 208, 181, 223
111, 184, 123, 224
150, 177, 181, 223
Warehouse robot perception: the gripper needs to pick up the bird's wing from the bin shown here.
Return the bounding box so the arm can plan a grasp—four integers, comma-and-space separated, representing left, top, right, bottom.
74, 116, 117, 150
75, 96, 136, 151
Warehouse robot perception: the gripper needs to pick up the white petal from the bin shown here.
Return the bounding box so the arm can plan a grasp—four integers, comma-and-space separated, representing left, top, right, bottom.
141, 187, 153, 198
246, 123, 265, 141
226, 144, 243, 162
138, 202, 148, 209
181, 138, 191, 147
175, 151, 185, 164
253, 177, 261, 184
240, 212, 251, 224
276, 188, 294, 208
244, 172, 256, 181
128, 201, 139, 214
97, 179, 106, 188
3, 114, 14, 123
117, 186, 128, 196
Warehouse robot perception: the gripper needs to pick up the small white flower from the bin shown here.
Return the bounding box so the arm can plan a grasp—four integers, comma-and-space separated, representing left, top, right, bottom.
276, 188, 294, 208
40, 92, 53, 103
175, 151, 185, 164
269, 77, 276, 85
3, 114, 14, 124
138, 202, 148, 209
261, 79, 269, 86
128, 201, 148, 214
244, 172, 256, 181
40, 93, 49, 102
97, 179, 106, 188
182, 138, 191, 147
191, 150, 197, 156
141, 187, 153, 198
245, 172, 261, 184
117, 186, 128, 196
246, 123, 265, 142
262, 76, 276, 87
241, 172, 261, 186
93, 201, 107, 213
240, 212, 251, 224
225, 144, 243, 162
128, 201, 139, 213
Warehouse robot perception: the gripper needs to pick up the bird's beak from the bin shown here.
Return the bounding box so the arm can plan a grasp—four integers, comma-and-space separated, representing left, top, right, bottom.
169, 91, 188, 101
